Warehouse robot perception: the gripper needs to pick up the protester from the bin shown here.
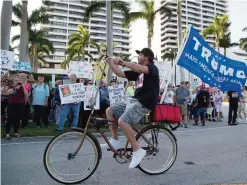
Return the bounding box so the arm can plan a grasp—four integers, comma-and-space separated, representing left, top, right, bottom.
1, 79, 10, 125
227, 90, 239, 126
101, 48, 159, 169
163, 83, 175, 105
175, 81, 190, 128
214, 89, 224, 122
20, 73, 32, 128
193, 86, 210, 126
237, 87, 247, 123
6, 77, 28, 139
32, 74, 50, 128
53, 80, 62, 125
57, 74, 81, 131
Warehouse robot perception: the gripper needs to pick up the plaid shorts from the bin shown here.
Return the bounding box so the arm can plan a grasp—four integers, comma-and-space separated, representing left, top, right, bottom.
110, 98, 150, 124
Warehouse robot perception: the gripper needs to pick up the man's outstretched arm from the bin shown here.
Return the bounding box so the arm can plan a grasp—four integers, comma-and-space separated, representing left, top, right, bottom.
108, 59, 126, 78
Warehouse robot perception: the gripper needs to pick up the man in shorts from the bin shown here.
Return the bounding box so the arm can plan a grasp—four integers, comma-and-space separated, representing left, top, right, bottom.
101, 48, 159, 169
175, 81, 190, 128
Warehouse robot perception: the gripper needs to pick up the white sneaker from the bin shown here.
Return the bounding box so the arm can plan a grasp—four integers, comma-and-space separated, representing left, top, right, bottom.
236, 118, 241, 123
129, 148, 146, 169
100, 139, 121, 150
245, 118, 247, 124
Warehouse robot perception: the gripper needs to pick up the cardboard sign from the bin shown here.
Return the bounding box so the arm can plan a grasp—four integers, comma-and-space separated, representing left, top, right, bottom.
12, 61, 31, 72
68, 61, 93, 79
59, 83, 86, 104
108, 84, 126, 105
84, 86, 100, 110
1, 50, 15, 76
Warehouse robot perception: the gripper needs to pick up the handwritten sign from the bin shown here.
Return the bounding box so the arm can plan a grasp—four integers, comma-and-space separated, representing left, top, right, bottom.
1, 50, 15, 76
59, 83, 86, 104
68, 61, 93, 79
12, 61, 31, 72
84, 86, 100, 110
108, 84, 126, 105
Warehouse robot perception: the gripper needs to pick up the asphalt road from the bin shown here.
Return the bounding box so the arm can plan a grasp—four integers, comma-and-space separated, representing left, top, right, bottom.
2, 104, 247, 185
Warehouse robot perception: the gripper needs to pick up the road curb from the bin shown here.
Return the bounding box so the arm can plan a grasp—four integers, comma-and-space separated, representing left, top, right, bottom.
1, 132, 125, 143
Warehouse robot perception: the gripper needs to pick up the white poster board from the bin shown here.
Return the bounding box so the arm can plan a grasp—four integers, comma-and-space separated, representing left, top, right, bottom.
84, 86, 100, 110
108, 84, 126, 105
59, 83, 86, 104
1, 50, 15, 77
68, 61, 93, 79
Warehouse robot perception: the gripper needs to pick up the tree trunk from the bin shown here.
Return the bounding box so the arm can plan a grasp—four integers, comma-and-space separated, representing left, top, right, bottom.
34, 45, 38, 73
106, 2, 113, 84
148, 36, 152, 49
224, 47, 226, 57
19, 0, 29, 62
1, 0, 13, 50
177, 0, 185, 83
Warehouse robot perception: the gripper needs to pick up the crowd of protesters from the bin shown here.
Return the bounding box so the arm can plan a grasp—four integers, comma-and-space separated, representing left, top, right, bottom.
1, 73, 247, 139
1, 72, 135, 139
161, 81, 247, 127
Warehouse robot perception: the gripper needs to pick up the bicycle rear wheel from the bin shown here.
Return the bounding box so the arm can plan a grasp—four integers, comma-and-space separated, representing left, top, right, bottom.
43, 130, 101, 184
136, 124, 177, 175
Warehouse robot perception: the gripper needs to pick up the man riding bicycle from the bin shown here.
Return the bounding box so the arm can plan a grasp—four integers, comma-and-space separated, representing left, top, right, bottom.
101, 48, 159, 169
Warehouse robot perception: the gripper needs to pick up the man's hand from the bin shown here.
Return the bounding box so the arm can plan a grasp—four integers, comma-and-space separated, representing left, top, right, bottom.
16, 85, 22, 90
114, 57, 125, 67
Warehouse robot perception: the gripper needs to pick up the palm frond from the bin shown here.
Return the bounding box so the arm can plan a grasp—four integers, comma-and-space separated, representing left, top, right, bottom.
202, 24, 215, 38
242, 27, 247, 32
12, 3, 22, 20
77, 25, 88, 36
112, 1, 130, 22
28, 7, 50, 28
155, 5, 172, 19
83, 1, 106, 22
136, 0, 148, 10
123, 11, 146, 27
12, 20, 21, 27
11, 34, 21, 43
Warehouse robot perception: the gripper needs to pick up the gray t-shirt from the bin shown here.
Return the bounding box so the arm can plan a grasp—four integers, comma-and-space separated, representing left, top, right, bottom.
176, 87, 190, 104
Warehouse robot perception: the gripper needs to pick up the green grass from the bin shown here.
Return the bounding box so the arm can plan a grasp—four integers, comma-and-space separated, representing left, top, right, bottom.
1, 120, 151, 138
1, 121, 110, 138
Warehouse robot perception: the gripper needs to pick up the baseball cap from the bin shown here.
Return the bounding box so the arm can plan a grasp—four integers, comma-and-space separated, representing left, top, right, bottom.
135, 48, 154, 62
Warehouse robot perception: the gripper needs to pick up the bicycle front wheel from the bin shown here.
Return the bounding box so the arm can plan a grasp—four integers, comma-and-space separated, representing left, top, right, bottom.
43, 130, 101, 184
136, 124, 177, 175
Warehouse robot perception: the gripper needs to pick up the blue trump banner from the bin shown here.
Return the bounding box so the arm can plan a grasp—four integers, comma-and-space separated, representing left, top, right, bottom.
12, 61, 32, 72
176, 25, 247, 93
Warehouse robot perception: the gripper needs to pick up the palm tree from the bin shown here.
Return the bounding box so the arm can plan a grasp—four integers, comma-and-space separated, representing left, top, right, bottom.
12, 29, 54, 72
12, 1, 51, 62
203, 14, 229, 52
240, 27, 247, 52
123, 0, 172, 48
61, 25, 97, 69
219, 32, 239, 56
162, 48, 177, 84
1, 0, 13, 50
84, 1, 130, 23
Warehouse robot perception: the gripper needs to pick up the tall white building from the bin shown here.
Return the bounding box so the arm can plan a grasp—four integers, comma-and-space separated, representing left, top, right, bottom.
40, 0, 131, 74
159, 0, 228, 84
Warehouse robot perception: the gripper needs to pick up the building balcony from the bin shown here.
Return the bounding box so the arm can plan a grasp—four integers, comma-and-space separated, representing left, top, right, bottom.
161, 38, 177, 45
48, 31, 68, 36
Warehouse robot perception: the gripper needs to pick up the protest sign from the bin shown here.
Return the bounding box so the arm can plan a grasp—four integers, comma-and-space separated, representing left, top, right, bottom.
12, 61, 31, 72
177, 25, 247, 94
108, 84, 126, 105
84, 86, 100, 110
59, 83, 86, 104
1, 50, 15, 77
68, 61, 93, 79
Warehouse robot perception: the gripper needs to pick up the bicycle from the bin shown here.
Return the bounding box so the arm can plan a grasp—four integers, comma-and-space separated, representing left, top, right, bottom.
43, 57, 179, 184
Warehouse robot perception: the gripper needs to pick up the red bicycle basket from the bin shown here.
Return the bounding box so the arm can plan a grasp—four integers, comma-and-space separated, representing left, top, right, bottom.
152, 104, 181, 123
